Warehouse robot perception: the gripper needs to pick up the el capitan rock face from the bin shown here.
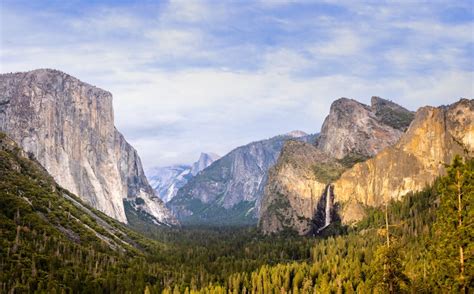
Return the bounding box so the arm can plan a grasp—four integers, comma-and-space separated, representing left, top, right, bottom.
0, 69, 177, 225
259, 97, 415, 235
334, 98, 474, 224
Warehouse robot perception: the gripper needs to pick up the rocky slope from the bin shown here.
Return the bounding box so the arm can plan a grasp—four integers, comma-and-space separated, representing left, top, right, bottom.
148, 165, 193, 203
169, 131, 317, 225
334, 98, 474, 223
0, 69, 177, 225
147, 153, 220, 203
259, 97, 414, 234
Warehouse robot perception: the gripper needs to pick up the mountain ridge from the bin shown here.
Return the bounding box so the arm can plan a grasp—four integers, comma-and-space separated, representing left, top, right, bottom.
169, 131, 317, 225
334, 98, 474, 223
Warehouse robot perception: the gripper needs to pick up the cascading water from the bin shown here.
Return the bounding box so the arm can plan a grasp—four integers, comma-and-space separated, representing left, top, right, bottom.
317, 184, 332, 233
324, 185, 332, 227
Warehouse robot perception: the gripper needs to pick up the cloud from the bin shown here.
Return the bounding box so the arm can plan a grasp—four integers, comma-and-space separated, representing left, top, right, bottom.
163, 0, 217, 23
0, 0, 472, 168
310, 29, 365, 56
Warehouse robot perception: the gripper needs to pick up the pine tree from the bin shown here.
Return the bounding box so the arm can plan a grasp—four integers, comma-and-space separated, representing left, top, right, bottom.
371, 200, 409, 292
371, 244, 409, 293
431, 156, 473, 292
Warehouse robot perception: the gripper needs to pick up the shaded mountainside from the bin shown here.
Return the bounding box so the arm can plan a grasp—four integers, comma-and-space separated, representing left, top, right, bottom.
370, 96, 415, 131
147, 153, 220, 203
0, 132, 148, 252
0, 69, 176, 225
334, 98, 474, 224
259, 97, 415, 235
169, 132, 317, 225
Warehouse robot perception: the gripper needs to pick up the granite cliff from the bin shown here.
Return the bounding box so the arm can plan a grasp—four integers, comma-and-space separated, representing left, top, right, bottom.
259, 97, 414, 234
334, 98, 474, 223
259, 141, 344, 235
0, 69, 177, 225
315, 97, 413, 160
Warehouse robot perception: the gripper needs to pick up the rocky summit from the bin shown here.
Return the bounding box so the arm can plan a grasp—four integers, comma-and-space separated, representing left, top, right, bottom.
0, 69, 177, 225
315, 97, 413, 160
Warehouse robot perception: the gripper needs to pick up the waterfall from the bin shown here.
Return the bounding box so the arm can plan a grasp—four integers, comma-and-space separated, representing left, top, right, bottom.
324, 185, 332, 227
316, 184, 332, 234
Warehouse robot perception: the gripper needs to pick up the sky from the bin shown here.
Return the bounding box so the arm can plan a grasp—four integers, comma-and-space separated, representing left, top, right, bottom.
1, 0, 473, 170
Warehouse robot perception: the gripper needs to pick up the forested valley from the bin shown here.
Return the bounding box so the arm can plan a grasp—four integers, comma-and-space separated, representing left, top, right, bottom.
1, 130, 472, 293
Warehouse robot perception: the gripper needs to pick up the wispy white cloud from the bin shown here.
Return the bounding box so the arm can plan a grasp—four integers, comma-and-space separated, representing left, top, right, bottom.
310, 29, 365, 56
0, 0, 472, 167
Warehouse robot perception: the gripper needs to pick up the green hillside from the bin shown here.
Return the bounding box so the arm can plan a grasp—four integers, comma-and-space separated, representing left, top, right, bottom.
0, 132, 164, 292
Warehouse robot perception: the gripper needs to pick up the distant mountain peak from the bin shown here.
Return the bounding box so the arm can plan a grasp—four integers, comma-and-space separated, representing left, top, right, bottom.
198, 152, 221, 162
285, 130, 308, 138
148, 152, 220, 203
191, 152, 221, 176
168, 131, 317, 225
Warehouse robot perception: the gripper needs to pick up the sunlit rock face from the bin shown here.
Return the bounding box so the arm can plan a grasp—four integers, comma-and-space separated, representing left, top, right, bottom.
260, 98, 473, 235
334, 98, 474, 224
259, 97, 415, 235
0, 69, 177, 225
259, 141, 343, 235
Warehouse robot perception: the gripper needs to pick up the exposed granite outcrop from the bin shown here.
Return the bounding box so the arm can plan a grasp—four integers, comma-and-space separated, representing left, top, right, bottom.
315, 97, 412, 160
0, 69, 177, 225
259, 141, 343, 235
334, 98, 474, 223
259, 97, 415, 235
